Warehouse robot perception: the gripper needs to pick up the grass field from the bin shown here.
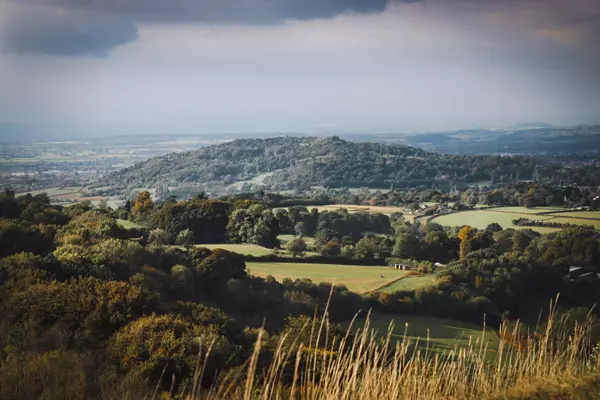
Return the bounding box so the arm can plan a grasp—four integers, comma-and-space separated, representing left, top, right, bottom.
16, 186, 82, 197
116, 219, 142, 229
352, 313, 500, 359
290, 204, 406, 216
379, 274, 440, 293
551, 211, 600, 219
431, 208, 560, 233
277, 234, 317, 247
247, 262, 409, 293
198, 244, 274, 256
430, 207, 600, 233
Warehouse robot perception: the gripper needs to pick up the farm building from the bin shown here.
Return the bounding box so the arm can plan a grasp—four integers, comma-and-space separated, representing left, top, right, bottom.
393, 264, 413, 271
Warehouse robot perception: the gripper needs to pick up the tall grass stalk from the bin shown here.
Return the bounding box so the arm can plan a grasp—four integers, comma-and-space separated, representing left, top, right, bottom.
185, 299, 599, 399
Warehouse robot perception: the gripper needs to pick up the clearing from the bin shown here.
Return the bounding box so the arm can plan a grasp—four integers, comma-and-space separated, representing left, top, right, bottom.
116, 219, 142, 229
197, 244, 274, 257
247, 262, 409, 293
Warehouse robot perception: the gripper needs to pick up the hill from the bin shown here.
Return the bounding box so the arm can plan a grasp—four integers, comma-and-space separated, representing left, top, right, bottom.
93, 136, 559, 196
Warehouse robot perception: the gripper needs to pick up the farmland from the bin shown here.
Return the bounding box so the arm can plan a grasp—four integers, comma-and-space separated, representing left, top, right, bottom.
197, 244, 275, 257
247, 262, 409, 293
351, 313, 500, 359
288, 204, 406, 216
379, 274, 440, 293
116, 219, 142, 229
430, 207, 600, 233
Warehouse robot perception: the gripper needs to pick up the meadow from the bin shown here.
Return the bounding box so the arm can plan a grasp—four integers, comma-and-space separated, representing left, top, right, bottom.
116, 219, 142, 229
288, 204, 406, 215
379, 274, 440, 293
431, 207, 600, 232
197, 244, 275, 257
247, 262, 409, 293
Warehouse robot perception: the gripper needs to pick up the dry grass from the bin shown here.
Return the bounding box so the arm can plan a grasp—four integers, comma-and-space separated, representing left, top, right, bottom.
178, 298, 600, 400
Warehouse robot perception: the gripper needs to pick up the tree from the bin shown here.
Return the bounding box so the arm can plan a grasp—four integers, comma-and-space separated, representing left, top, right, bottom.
393, 231, 421, 259
355, 237, 378, 259
175, 229, 195, 248
148, 228, 168, 246
512, 230, 532, 253
340, 245, 355, 259
131, 191, 154, 220
486, 223, 503, 233
320, 241, 341, 257
294, 222, 306, 237
285, 238, 307, 258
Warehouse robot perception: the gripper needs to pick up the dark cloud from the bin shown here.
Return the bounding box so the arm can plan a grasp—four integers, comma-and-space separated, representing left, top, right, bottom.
0, 6, 138, 56
2, 0, 394, 56
13, 0, 391, 24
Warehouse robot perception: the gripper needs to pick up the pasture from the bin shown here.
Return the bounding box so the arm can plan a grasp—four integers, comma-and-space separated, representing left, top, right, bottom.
17, 186, 82, 197
430, 207, 600, 233
247, 262, 409, 293
352, 313, 500, 359
278, 234, 317, 247
379, 274, 439, 293
431, 208, 559, 233
197, 244, 274, 256
116, 219, 142, 229
288, 204, 406, 216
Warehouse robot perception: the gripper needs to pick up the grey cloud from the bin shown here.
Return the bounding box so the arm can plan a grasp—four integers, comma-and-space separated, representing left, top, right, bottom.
0, 6, 138, 56
2, 0, 395, 56
14, 0, 391, 24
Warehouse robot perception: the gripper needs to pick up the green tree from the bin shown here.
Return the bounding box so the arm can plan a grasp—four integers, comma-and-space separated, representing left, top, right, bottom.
285, 238, 307, 258
320, 241, 341, 257
175, 229, 195, 248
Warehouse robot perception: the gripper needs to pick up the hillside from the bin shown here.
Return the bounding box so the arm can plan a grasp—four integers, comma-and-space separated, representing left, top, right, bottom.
93, 136, 560, 195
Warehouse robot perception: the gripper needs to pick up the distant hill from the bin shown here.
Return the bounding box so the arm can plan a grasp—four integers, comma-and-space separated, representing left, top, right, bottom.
92, 136, 558, 195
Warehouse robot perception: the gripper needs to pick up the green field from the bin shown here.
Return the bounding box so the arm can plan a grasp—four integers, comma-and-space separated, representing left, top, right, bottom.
283, 204, 406, 216
198, 244, 274, 256
353, 313, 500, 359
116, 219, 142, 229
379, 274, 439, 293
551, 211, 600, 219
430, 207, 600, 233
278, 234, 317, 247
431, 208, 560, 233
247, 262, 409, 293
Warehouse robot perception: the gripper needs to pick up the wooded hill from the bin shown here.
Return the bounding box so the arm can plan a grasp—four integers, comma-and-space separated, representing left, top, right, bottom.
93, 136, 578, 195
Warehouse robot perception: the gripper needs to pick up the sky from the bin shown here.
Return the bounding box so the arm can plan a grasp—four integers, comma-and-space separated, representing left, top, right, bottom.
1, 0, 600, 137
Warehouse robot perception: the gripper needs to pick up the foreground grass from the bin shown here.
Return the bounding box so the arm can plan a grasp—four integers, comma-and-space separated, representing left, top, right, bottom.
183, 301, 599, 400
247, 262, 408, 293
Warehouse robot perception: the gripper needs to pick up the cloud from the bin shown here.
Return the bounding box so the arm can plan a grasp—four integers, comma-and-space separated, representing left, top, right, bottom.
1, 0, 396, 56
0, 5, 138, 56
12, 0, 392, 24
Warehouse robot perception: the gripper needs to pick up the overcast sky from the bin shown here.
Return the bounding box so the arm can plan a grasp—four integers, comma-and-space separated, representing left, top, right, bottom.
1, 0, 600, 136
